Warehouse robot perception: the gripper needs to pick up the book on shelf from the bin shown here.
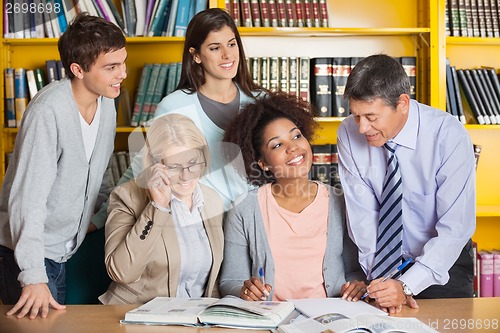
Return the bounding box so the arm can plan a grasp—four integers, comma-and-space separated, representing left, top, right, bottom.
249, 0, 261, 26
450, 65, 466, 124
493, 250, 500, 297
241, 0, 253, 27
477, 69, 500, 123
121, 295, 295, 329
477, 0, 487, 37
299, 57, 310, 103
456, 69, 486, 125
295, 0, 304, 27
250, 57, 261, 86
472, 241, 479, 297
269, 57, 279, 91
173, 0, 192, 36
14, 68, 28, 128
310, 0, 320, 27
332, 57, 350, 117
276, 0, 286, 27
139, 63, 162, 125
279, 57, 289, 93
479, 250, 494, 297
259, 0, 270, 27
310, 144, 331, 185
318, 0, 328, 27
149, 63, 169, 117
260, 57, 269, 90
473, 144, 482, 170
34, 68, 46, 91
32, 0, 45, 38
310, 57, 333, 117
285, 0, 296, 27
45, 59, 59, 83
288, 57, 298, 97
130, 63, 152, 127
25, 69, 38, 99
147, 0, 171, 36
400, 56, 417, 100
445, 59, 459, 121
469, 69, 496, 124
268, 0, 278, 27
463, 0, 473, 36
4, 68, 17, 128
484, 67, 500, 123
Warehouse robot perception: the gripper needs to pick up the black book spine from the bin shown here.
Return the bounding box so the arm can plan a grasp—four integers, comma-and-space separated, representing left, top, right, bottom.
310, 57, 333, 117
446, 59, 459, 120
456, 69, 485, 124
477, 69, 500, 121
486, 68, 500, 123
451, 66, 467, 124
470, 69, 495, 124
332, 57, 351, 117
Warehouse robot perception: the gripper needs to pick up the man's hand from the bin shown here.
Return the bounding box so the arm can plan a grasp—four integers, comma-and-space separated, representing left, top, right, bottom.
6, 283, 66, 319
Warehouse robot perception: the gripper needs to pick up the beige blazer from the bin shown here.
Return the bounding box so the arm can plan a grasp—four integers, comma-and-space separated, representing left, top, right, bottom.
98, 181, 224, 304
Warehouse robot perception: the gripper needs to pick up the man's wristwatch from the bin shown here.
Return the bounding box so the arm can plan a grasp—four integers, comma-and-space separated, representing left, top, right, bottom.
400, 281, 413, 297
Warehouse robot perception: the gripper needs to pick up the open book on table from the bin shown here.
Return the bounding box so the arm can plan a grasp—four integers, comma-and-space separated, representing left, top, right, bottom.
121, 295, 296, 329
278, 298, 438, 333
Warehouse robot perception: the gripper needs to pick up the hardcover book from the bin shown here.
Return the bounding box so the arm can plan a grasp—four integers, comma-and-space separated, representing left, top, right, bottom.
310, 57, 333, 117
122, 295, 295, 329
479, 251, 494, 297
4, 68, 16, 128
310, 144, 331, 185
14, 68, 28, 127
450, 65, 466, 124
332, 57, 350, 117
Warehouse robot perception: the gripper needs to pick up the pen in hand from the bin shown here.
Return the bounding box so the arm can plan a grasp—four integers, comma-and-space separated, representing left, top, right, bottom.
259, 267, 270, 301
361, 258, 413, 300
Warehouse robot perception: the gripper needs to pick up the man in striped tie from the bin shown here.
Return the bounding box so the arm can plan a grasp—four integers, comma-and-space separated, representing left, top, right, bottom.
338, 54, 476, 314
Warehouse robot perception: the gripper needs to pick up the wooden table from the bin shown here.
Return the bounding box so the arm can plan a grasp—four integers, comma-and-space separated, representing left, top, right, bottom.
1, 298, 499, 333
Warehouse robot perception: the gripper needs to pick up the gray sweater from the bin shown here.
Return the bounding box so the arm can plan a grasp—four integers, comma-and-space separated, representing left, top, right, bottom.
0, 78, 116, 286
219, 185, 365, 298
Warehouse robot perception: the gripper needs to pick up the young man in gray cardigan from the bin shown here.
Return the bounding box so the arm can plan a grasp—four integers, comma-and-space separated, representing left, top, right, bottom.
0, 13, 127, 318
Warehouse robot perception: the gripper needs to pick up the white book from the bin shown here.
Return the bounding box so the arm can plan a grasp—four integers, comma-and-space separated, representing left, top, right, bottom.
122, 295, 295, 329
134, 0, 146, 36
26, 70, 38, 99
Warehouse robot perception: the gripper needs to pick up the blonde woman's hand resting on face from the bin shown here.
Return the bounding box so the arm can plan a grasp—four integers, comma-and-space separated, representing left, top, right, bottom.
148, 163, 171, 208
240, 277, 272, 301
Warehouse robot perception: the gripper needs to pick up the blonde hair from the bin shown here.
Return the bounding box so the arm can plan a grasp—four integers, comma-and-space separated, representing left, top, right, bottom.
143, 114, 210, 173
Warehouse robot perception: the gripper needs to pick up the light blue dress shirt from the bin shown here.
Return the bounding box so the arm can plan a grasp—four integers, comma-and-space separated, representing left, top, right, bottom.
337, 100, 476, 295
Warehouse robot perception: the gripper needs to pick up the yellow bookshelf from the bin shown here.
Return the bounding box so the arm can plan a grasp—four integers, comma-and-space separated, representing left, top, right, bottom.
0, 0, 498, 250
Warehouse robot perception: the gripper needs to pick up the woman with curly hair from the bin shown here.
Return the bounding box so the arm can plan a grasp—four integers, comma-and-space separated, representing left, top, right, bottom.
220, 92, 367, 302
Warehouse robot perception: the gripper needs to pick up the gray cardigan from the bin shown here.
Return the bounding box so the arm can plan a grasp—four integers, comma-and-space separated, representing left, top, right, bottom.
219, 185, 365, 298
0, 78, 116, 286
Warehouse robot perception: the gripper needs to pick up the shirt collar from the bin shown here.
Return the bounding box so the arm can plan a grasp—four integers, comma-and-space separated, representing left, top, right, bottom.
171, 184, 205, 212
392, 99, 418, 150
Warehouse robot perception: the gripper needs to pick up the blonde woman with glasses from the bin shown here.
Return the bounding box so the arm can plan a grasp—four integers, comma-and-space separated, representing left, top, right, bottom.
99, 114, 224, 304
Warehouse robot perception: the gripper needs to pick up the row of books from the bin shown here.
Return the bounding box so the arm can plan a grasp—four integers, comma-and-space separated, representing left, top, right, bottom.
477, 249, 500, 297
309, 144, 340, 189
225, 0, 329, 28
130, 62, 182, 127
3, 0, 207, 38
4, 60, 65, 128
308, 56, 416, 118
445, 0, 500, 38
446, 61, 500, 125
105, 151, 131, 188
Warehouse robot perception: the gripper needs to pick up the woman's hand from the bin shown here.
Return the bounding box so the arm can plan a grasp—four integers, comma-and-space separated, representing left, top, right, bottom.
240, 276, 272, 301
340, 280, 368, 302
147, 163, 171, 208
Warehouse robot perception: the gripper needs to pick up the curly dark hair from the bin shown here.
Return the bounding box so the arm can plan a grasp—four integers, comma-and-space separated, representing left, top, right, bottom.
223, 91, 318, 187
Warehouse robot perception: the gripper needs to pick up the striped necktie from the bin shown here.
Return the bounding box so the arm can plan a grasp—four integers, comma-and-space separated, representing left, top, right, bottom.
371, 142, 403, 279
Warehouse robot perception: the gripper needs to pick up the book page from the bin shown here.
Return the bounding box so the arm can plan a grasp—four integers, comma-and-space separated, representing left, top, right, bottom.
288, 298, 387, 319
123, 297, 218, 325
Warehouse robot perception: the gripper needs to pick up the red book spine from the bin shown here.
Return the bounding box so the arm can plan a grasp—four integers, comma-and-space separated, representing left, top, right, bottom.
232, 0, 241, 27
319, 0, 328, 27
241, 0, 253, 27
268, 0, 278, 27
276, 0, 287, 27
259, 0, 270, 27
250, 0, 261, 27
303, 0, 312, 27
295, 0, 304, 27
311, 0, 320, 27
